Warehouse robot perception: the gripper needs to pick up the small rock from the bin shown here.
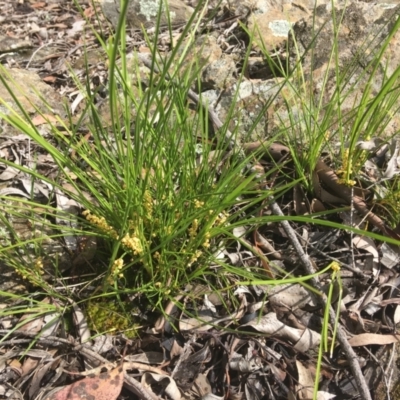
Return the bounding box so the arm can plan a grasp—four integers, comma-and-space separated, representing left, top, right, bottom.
0, 67, 65, 137
175, 35, 237, 90
288, 1, 400, 137
201, 55, 236, 90
0, 35, 33, 53
248, 0, 315, 52
0, 68, 64, 116
100, 0, 194, 30
202, 79, 283, 140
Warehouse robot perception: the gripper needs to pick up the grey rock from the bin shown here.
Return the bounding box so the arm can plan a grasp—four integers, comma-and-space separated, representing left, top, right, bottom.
202, 79, 284, 140
204, 0, 400, 141
0, 68, 64, 116
248, 0, 315, 52
174, 34, 237, 90
201, 55, 236, 90
101, 0, 194, 30
0, 68, 65, 138
286, 1, 400, 136
0, 35, 33, 54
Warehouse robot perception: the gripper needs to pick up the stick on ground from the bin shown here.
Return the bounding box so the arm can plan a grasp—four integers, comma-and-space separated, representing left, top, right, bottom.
267, 190, 372, 400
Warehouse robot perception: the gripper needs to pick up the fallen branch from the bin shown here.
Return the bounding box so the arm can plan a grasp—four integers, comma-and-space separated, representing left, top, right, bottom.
266, 189, 372, 400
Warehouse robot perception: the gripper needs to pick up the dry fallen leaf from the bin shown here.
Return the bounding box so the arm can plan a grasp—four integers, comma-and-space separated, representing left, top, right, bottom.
32, 114, 59, 126
44, 365, 124, 400
348, 333, 400, 347
241, 312, 320, 351
142, 372, 181, 400
43, 76, 57, 83
31, 2, 47, 8
296, 360, 314, 399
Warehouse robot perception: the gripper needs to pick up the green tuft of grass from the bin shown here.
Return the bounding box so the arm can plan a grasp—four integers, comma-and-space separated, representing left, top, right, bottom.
0, 0, 291, 323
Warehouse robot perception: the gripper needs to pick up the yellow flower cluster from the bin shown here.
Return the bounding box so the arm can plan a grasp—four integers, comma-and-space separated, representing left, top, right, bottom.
337, 177, 356, 187
202, 232, 211, 249
214, 211, 229, 226
336, 149, 360, 187
143, 190, 153, 218
34, 257, 44, 275
331, 261, 341, 272
188, 219, 199, 238
15, 257, 44, 284
194, 199, 204, 208
188, 249, 202, 266
186, 209, 230, 253
121, 233, 143, 255
111, 258, 124, 278
82, 210, 118, 239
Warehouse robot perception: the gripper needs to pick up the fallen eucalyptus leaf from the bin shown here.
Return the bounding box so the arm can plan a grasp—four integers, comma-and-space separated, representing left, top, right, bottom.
44, 364, 124, 400
348, 333, 400, 346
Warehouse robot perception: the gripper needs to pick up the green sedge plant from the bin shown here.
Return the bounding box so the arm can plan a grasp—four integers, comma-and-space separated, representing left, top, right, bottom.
0, 0, 292, 333
252, 1, 400, 190
245, 1, 400, 398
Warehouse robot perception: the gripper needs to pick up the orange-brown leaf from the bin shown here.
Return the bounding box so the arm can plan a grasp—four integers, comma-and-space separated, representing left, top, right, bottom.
32, 114, 58, 126
45, 365, 124, 400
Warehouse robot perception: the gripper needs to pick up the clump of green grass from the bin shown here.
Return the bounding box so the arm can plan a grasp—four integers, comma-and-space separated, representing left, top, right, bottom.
251, 2, 400, 192
0, 0, 289, 322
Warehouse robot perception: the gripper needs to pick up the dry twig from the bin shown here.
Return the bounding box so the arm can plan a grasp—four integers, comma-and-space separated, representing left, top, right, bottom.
266, 191, 373, 400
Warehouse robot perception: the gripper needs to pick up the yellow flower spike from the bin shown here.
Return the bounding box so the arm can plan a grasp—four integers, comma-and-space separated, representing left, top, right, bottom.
121, 233, 143, 255
143, 190, 153, 217
83, 210, 118, 239
324, 130, 331, 140
337, 178, 356, 187
188, 249, 203, 266
188, 219, 199, 238
34, 257, 43, 271
110, 259, 122, 277
203, 232, 211, 248
331, 261, 341, 272
194, 199, 204, 208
